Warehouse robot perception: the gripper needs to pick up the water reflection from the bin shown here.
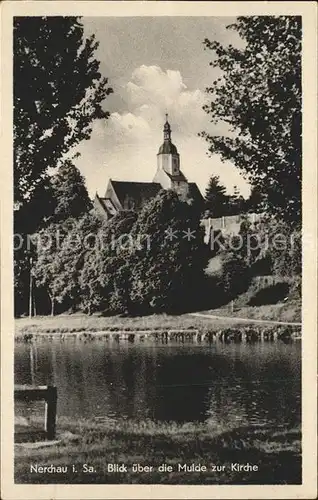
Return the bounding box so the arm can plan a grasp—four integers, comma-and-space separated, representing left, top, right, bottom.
15, 340, 301, 428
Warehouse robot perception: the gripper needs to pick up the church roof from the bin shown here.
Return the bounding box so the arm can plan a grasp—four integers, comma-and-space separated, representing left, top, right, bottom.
165, 171, 188, 182
158, 141, 178, 155
110, 180, 162, 207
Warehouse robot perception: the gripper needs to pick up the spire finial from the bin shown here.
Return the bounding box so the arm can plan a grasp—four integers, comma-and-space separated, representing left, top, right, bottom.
163, 113, 171, 141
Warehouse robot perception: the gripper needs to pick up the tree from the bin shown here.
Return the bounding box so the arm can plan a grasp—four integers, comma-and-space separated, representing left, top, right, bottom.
14, 157, 93, 316
14, 243, 33, 317
32, 222, 71, 316
78, 211, 137, 314
128, 190, 209, 314
14, 16, 113, 216
220, 252, 251, 301
266, 219, 302, 278
226, 186, 245, 216
78, 247, 108, 315
32, 213, 101, 315
51, 160, 92, 220
201, 16, 301, 224
244, 185, 266, 213
204, 175, 228, 217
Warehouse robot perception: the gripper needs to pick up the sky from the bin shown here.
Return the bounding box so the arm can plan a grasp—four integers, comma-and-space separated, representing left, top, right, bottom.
73, 17, 251, 198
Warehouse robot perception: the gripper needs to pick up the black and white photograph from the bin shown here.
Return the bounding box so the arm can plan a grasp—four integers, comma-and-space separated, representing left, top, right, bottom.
1, 1, 317, 498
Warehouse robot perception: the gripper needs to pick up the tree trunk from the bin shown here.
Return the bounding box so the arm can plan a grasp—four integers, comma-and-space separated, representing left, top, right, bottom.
33, 289, 37, 317
29, 259, 33, 318
50, 296, 55, 316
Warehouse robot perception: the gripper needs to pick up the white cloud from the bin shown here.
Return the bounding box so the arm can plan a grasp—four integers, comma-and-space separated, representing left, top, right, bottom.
107, 112, 151, 144
124, 65, 206, 138
74, 64, 250, 199
127, 66, 187, 106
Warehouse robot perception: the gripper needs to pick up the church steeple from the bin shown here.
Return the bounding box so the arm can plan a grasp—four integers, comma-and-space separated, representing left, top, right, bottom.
158, 115, 178, 156
153, 116, 189, 200
156, 114, 182, 176
163, 113, 171, 141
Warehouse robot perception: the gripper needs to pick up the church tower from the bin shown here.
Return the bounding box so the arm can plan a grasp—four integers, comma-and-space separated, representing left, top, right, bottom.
153, 115, 189, 200
157, 114, 180, 176
94, 115, 203, 221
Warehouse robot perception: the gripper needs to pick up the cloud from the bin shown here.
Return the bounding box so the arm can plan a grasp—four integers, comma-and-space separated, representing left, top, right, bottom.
125, 65, 206, 137
74, 65, 250, 199
127, 65, 187, 106
107, 112, 151, 145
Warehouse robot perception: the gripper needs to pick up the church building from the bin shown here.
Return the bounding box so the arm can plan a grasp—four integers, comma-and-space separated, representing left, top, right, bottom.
94, 116, 203, 220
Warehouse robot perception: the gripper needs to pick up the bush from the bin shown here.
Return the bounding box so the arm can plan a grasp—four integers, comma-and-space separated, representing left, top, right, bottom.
266, 220, 301, 278
221, 253, 251, 301
248, 282, 290, 306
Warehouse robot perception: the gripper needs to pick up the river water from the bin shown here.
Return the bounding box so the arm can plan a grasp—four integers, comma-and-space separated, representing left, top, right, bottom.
15, 339, 301, 428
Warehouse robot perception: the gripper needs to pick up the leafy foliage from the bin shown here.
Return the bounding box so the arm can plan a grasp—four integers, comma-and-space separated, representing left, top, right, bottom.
202, 16, 301, 223
14, 244, 32, 317
32, 214, 101, 315
249, 282, 290, 306
14, 16, 113, 208
13, 16, 113, 315
51, 160, 92, 220
30, 191, 209, 316
128, 190, 209, 314
14, 159, 94, 315
220, 253, 251, 301
266, 220, 301, 277
244, 186, 266, 213
78, 211, 137, 315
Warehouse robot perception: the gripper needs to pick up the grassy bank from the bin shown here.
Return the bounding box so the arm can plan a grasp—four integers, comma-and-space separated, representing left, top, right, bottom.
16, 312, 259, 335
15, 313, 227, 335
15, 417, 301, 484
210, 302, 301, 323
15, 309, 301, 338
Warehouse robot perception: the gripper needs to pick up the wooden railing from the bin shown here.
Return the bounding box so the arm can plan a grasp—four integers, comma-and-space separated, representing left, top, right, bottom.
14, 385, 57, 440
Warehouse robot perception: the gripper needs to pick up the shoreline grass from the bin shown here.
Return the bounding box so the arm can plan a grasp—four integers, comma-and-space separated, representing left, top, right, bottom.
15, 310, 301, 340
14, 417, 301, 484
207, 302, 301, 323
14, 312, 246, 335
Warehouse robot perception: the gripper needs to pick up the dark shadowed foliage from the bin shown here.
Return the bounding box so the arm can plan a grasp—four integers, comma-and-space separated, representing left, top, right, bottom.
201, 16, 301, 224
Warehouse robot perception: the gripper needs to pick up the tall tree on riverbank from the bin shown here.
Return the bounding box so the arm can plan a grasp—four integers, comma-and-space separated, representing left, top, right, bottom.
32, 214, 102, 315
78, 210, 138, 315
14, 16, 113, 227
128, 190, 209, 314
14, 16, 113, 316
201, 16, 301, 224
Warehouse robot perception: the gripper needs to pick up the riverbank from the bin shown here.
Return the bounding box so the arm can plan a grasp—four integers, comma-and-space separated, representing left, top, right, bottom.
205, 302, 301, 324
15, 311, 301, 342
14, 313, 251, 335
15, 417, 301, 484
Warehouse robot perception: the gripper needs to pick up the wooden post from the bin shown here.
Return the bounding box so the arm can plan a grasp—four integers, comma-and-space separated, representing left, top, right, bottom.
15, 385, 58, 441
44, 386, 57, 440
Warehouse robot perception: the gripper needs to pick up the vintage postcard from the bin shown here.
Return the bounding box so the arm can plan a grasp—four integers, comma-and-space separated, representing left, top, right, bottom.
1, 1, 317, 499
